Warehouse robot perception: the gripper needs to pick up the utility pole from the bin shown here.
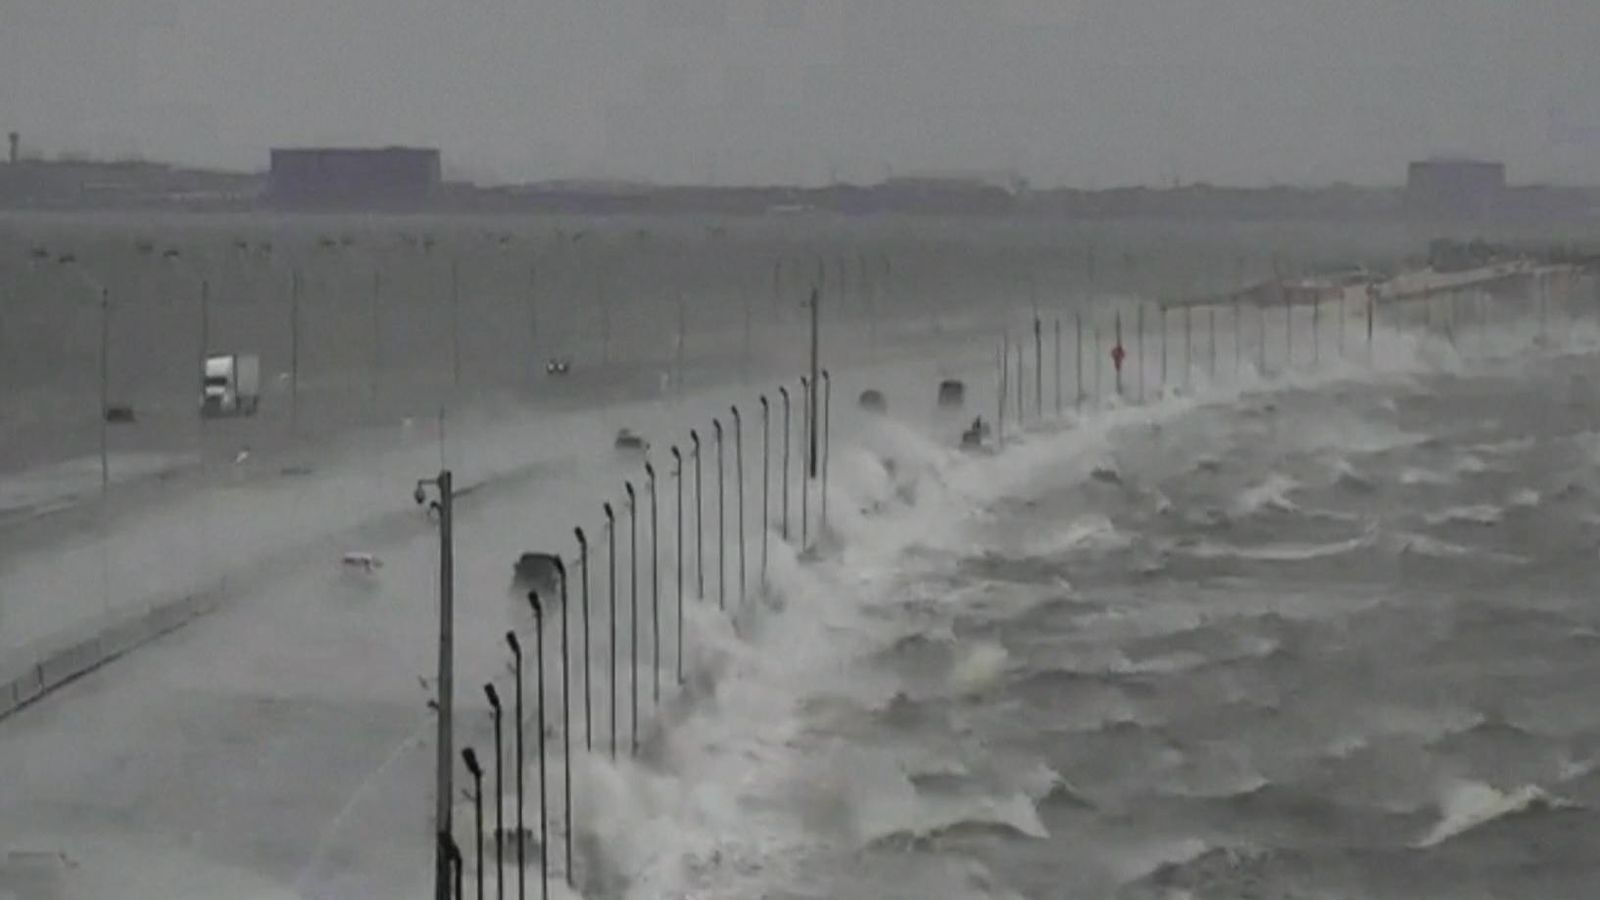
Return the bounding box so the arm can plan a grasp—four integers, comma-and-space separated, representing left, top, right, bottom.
417, 473, 455, 900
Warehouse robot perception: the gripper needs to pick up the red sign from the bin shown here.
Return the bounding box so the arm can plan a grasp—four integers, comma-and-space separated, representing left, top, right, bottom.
1111, 344, 1127, 372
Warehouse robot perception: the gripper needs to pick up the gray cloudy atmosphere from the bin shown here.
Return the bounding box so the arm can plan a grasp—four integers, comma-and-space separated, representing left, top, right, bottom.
2, 0, 1599, 187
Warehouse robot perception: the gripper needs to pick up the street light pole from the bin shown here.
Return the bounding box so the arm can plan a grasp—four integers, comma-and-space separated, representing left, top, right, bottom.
416, 472, 455, 900
484, 685, 504, 900
807, 288, 820, 479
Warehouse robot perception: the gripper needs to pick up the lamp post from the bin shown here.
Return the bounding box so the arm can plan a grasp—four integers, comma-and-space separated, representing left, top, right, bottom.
625, 481, 639, 755
505, 633, 525, 900
778, 388, 790, 540
713, 419, 725, 609
574, 528, 591, 751
645, 463, 660, 705
758, 396, 770, 587
691, 430, 703, 598
603, 503, 617, 759
670, 447, 684, 683
484, 685, 504, 900
462, 748, 484, 900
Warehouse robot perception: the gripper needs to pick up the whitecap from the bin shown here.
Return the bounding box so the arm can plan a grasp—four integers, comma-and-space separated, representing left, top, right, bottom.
1423, 504, 1504, 527
1413, 780, 1575, 849
1177, 531, 1373, 563
949, 641, 1010, 696
1508, 488, 1542, 508
1027, 513, 1130, 556
1390, 531, 1527, 564
1400, 467, 1456, 486
1232, 473, 1301, 516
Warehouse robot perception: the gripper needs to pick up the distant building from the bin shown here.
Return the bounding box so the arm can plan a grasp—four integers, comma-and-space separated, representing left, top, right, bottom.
267, 146, 441, 206
1405, 158, 1506, 218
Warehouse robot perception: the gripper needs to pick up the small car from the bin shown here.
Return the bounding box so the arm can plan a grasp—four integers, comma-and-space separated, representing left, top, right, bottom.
511, 551, 562, 600
613, 428, 649, 456
937, 379, 966, 409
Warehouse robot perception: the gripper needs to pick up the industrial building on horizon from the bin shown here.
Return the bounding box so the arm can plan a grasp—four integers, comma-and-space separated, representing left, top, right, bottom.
1405, 157, 1507, 218
266, 146, 442, 207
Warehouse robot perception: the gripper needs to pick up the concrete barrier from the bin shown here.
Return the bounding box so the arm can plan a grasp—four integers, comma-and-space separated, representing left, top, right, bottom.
0, 661, 42, 719
37, 635, 108, 693
0, 589, 218, 723
98, 607, 159, 661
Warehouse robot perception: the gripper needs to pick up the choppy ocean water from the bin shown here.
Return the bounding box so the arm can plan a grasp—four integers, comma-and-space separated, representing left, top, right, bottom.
582, 322, 1600, 900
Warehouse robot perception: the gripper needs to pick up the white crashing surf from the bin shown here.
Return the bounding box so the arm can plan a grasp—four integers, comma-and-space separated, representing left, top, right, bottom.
1232, 473, 1301, 516
1413, 780, 1576, 849
1025, 513, 1130, 556
1423, 504, 1504, 527
1176, 530, 1374, 563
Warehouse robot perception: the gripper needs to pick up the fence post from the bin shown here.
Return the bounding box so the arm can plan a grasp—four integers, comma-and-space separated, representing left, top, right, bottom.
1160, 305, 1169, 389
1093, 318, 1103, 402
290, 269, 302, 435
1233, 297, 1242, 378
1033, 316, 1043, 419
1053, 317, 1062, 416
1015, 335, 1025, 424
1184, 305, 1193, 389
1367, 286, 1376, 360
1338, 288, 1347, 358
1075, 312, 1085, 411
1208, 307, 1217, 380
1114, 310, 1124, 397
1259, 299, 1269, 374
1136, 304, 1146, 402
1284, 293, 1293, 368
997, 339, 1007, 446
1539, 272, 1548, 338
1312, 293, 1322, 365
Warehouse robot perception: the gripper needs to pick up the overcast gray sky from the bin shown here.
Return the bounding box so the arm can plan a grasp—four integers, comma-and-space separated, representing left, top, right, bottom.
2, 0, 1598, 187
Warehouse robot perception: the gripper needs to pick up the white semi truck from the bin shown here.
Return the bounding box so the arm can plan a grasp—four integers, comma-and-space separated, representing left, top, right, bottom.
201, 353, 261, 418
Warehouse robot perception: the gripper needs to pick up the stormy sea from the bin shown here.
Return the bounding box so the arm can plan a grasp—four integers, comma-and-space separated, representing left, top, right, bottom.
578, 318, 1600, 900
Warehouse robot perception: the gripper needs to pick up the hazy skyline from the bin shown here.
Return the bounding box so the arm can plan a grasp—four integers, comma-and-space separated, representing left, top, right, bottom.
3, 0, 1598, 187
